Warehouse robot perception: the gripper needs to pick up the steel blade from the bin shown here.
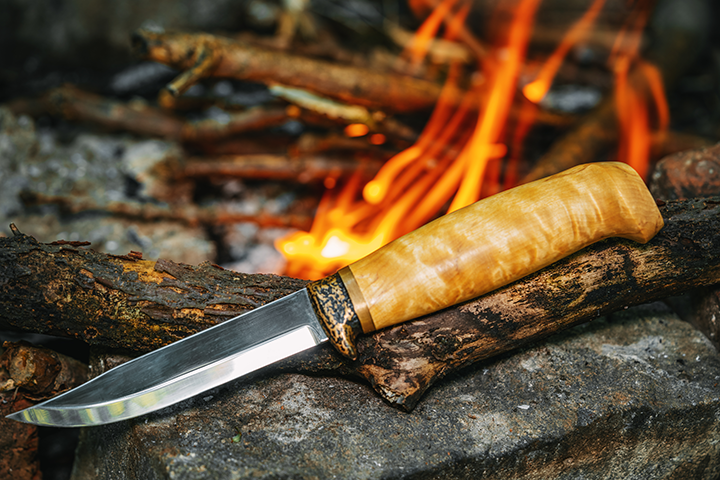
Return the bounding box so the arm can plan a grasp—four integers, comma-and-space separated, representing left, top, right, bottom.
6, 289, 327, 427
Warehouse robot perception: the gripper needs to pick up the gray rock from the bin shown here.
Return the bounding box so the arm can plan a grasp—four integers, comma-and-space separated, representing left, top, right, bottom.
0, 107, 215, 264
70, 304, 720, 479
0, 108, 36, 220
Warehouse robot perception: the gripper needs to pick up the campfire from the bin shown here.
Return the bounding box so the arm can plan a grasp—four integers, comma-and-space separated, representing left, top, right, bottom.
4, 0, 716, 282
278, 0, 670, 279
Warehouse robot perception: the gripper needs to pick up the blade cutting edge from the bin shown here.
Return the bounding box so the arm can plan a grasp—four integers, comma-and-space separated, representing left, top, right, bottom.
6, 289, 328, 427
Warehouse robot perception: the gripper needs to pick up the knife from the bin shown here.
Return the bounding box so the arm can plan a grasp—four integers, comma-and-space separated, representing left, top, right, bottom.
7, 162, 663, 427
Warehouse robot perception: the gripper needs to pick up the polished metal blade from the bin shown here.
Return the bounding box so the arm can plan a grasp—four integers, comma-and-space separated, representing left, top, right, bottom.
6, 289, 327, 427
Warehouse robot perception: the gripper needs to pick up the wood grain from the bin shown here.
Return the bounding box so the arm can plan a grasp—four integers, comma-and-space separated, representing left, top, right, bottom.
347, 162, 663, 331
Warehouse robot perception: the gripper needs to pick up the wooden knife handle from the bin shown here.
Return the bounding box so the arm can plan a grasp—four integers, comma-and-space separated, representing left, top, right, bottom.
307, 162, 663, 359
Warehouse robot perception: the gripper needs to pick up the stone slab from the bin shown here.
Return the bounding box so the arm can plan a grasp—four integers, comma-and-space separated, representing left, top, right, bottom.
70, 304, 720, 479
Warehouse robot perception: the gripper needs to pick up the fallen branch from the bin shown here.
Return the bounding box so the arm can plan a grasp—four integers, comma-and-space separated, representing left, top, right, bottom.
131, 29, 446, 113
1, 197, 719, 410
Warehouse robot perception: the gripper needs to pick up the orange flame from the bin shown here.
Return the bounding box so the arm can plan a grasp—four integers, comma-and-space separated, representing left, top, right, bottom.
277, 0, 668, 280
523, 0, 606, 103
278, 0, 541, 279
611, 0, 668, 179
402, 0, 462, 70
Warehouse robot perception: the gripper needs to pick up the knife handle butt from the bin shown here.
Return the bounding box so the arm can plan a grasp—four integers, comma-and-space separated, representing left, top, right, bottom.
341, 162, 663, 334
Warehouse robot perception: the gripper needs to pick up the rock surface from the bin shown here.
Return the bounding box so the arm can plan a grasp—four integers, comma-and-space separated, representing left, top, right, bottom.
0, 107, 216, 265
70, 304, 720, 479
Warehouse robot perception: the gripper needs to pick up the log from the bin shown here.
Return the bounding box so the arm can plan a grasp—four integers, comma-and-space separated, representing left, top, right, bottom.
1, 198, 719, 410
0, 229, 308, 352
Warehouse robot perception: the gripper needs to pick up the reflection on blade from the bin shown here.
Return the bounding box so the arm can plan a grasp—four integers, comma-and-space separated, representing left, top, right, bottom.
7, 289, 328, 427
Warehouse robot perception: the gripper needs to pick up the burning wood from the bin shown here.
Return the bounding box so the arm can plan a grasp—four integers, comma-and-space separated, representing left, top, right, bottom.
522, 0, 709, 183
6, 0, 710, 284
1, 197, 718, 410
272, 0, 699, 280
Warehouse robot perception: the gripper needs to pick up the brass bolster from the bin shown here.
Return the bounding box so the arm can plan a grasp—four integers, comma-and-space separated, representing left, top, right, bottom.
338, 266, 375, 334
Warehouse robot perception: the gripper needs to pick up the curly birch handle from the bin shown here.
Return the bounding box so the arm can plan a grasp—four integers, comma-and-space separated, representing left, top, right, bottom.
342, 162, 663, 333
307, 162, 663, 359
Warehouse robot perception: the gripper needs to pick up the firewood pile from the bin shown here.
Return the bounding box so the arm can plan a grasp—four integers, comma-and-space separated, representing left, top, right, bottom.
1, 0, 720, 478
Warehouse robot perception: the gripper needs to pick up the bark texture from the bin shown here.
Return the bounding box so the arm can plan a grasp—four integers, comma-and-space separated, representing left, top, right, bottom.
1, 198, 719, 410
0, 233, 308, 353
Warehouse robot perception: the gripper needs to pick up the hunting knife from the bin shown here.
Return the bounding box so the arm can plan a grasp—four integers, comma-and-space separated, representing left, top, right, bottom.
7, 162, 663, 427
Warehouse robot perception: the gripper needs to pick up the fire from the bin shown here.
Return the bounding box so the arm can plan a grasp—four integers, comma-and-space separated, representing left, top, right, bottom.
609, 0, 669, 179
522, 0, 606, 103
277, 0, 668, 279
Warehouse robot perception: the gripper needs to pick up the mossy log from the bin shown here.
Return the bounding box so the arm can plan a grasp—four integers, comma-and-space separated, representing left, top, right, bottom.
1, 198, 719, 410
